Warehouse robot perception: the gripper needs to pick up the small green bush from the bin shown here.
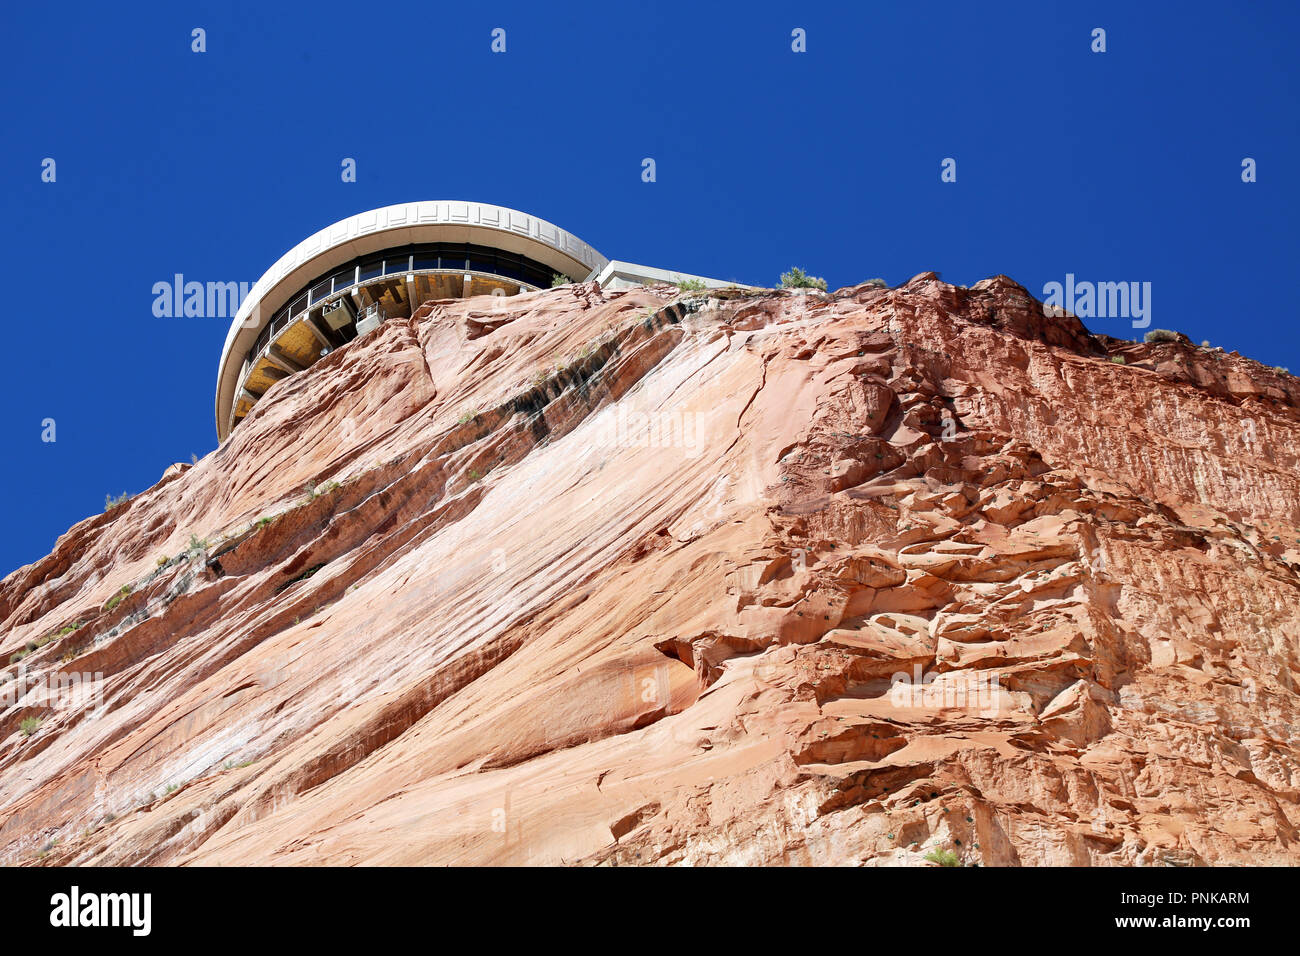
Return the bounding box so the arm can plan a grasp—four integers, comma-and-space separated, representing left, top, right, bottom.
19, 716, 42, 737
780, 267, 828, 291
1111, 355, 1127, 364
675, 276, 707, 292
1143, 329, 1179, 344
187, 533, 208, 554
923, 848, 962, 867
104, 492, 129, 512
550, 273, 571, 287
104, 585, 131, 612
256, 516, 273, 529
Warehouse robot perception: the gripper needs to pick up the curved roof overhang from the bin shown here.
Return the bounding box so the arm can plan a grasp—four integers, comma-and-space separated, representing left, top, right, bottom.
215, 200, 608, 439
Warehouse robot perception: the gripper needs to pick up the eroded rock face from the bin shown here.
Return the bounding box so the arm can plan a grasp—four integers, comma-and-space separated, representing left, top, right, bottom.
2, 274, 1298, 866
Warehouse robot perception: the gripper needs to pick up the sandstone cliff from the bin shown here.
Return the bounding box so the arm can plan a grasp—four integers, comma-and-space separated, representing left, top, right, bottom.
2, 273, 1298, 866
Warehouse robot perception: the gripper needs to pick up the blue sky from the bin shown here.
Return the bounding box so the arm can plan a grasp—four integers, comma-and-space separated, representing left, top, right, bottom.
1, 0, 1296, 577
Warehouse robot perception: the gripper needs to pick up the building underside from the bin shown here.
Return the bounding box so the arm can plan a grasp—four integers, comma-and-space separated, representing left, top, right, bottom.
230, 242, 558, 431
216, 201, 739, 440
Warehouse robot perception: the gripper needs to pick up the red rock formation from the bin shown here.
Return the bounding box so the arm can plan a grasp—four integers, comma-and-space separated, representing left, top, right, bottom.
2, 273, 1298, 866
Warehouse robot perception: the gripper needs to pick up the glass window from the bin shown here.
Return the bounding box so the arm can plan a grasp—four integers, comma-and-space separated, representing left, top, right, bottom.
359, 259, 383, 281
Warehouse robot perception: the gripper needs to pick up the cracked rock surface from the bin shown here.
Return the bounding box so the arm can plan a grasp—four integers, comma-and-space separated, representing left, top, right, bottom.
2, 273, 1298, 865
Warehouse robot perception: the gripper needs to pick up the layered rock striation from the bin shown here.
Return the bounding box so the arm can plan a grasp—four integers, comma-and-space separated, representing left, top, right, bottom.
2, 273, 1298, 865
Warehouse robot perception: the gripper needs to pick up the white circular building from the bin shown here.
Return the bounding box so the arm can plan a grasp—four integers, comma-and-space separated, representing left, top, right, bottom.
215, 200, 610, 440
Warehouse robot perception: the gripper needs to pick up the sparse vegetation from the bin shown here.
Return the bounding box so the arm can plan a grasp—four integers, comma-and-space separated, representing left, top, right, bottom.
156, 555, 170, 567
924, 848, 962, 867
779, 267, 828, 291
280, 563, 326, 592
675, 276, 707, 292
187, 534, 208, 555
104, 585, 132, 612
104, 492, 129, 512
19, 716, 43, 737
303, 480, 339, 503
457, 407, 481, 425
550, 273, 571, 287
165, 783, 178, 794
1143, 328, 1179, 344
256, 516, 274, 528
1273, 366, 1290, 375
1111, 355, 1127, 364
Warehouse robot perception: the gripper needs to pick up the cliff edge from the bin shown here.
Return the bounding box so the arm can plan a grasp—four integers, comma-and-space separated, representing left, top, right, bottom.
2, 272, 1299, 865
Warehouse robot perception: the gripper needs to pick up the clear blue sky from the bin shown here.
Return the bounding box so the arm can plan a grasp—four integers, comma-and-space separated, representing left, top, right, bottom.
1, 0, 1296, 577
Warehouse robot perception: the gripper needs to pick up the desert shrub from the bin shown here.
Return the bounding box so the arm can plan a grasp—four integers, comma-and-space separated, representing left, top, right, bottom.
104, 492, 129, 511
104, 585, 131, 612
19, 717, 42, 737
1143, 329, 1179, 344
780, 267, 828, 291
1111, 355, 1127, 364
550, 273, 570, 287
676, 276, 707, 292
923, 848, 962, 867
